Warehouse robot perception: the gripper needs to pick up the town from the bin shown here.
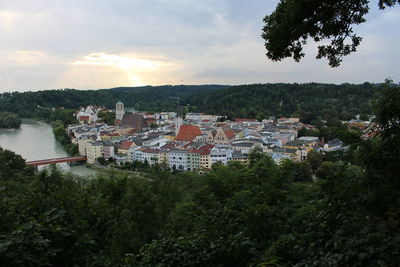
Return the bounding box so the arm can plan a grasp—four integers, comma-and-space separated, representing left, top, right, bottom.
66, 101, 370, 171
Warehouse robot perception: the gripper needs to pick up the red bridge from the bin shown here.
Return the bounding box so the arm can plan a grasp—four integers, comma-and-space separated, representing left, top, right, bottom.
26, 156, 87, 166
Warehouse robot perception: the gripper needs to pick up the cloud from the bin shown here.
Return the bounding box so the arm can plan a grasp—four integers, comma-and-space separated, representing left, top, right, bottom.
0, 0, 399, 92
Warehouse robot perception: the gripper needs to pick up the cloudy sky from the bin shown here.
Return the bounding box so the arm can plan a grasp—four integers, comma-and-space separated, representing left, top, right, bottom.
0, 0, 399, 92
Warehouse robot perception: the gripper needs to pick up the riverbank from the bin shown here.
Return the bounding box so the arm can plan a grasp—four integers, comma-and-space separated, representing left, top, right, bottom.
0, 119, 96, 177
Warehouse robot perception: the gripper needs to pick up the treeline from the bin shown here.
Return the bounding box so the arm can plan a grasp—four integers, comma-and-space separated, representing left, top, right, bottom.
0, 83, 384, 124
0, 112, 21, 129
0, 84, 400, 266
186, 82, 382, 123
0, 85, 227, 117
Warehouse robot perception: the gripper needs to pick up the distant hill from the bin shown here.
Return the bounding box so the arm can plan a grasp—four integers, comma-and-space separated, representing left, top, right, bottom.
185, 83, 383, 122
0, 85, 228, 117
0, 83, 385, 122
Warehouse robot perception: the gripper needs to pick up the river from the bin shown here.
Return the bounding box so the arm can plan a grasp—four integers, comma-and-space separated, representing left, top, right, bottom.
0, 119, 97, 177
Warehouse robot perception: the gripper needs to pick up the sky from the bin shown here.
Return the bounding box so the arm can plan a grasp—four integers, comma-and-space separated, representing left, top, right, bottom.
0, 0, 399, 92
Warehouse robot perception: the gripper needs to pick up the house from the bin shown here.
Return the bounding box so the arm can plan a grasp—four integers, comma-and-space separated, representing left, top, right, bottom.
210, 146, 233, 166
76, 105, 100, 124
195, 144, 214, 170
167, 149, 190, 171
102, 142, 115, 160
187, 150, 201, 171
231, 142, 256, 154
115, 153, 129, 165
134, 147, 162, 166
77, 136, 95, 156
231, 150, 249, 164
284, 139, 317, 160
86, 141, 103, 164
185, 113, 201, 121
207, 126, 236, 144
320, 138, 347, 152
118, 140, 135, 154
269, 147, 301, 164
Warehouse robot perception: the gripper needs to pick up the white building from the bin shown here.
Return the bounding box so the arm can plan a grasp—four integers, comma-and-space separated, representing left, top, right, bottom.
210, 146, 233, 166
167, 149, 190, 171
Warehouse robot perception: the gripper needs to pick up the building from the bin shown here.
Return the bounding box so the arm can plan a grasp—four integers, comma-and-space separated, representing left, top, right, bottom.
197, 144, 214, 169
176, 124, 203, 142
206, 126, 236, 144
118, 114, 148, 130
118, 140, 135, 154
102, 142, 115, 160
269, 147, 300, 164
86, 141, 103, 164
115, 101, 125, 121
167, 149, 190, 171
134, 147, 162, 166
231, 142, 259, 155
231, 150, 249, 164
320, 138, 348, 152
77, 136, 95, 156
187, 150, 201, 171
210, 146, 233, 166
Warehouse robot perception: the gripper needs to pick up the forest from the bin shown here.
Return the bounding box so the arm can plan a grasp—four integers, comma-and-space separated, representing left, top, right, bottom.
185, 83, 382, 122
0, 84, 399, 266
0, 83, 384, 124
0, 85, 227, 118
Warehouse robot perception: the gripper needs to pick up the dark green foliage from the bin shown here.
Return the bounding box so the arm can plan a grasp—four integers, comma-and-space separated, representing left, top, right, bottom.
0, 112, 21, 129
51, 117, 79, 156
262, 0, 399, 67
186, 83, 381, 122
1, 86, 400, 266
98, 111, 115, 125
0, 83, 382, 125
0, 85, 227, 117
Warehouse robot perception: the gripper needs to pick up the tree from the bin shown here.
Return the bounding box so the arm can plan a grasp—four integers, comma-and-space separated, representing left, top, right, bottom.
262, 0, 400, 67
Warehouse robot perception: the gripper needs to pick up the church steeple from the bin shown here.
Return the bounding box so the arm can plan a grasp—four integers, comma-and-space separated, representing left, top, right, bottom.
115, 101, 125, 120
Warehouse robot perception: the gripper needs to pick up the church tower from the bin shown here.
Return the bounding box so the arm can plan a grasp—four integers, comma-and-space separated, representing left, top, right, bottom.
116, 101, 125, 120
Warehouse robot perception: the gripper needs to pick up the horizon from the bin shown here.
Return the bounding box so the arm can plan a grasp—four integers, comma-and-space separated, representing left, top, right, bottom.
1, 81, 393, 94
1, 0, 399, 92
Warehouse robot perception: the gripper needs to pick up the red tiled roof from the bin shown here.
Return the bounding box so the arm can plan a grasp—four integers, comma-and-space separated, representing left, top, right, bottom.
223, 126, 235, 140
79, 116, 89, 121
176, 125, 202, 142
161, 142, 178, 150
348, 122, 366, 130
101, 132, 119, 137
233, 118, 258, 122
119, 140, 133, 150
194, 144, 214, 155
127, 128, 138, 134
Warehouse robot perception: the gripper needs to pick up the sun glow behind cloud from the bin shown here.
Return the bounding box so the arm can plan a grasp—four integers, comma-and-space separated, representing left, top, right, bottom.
67, 52, 179, 87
